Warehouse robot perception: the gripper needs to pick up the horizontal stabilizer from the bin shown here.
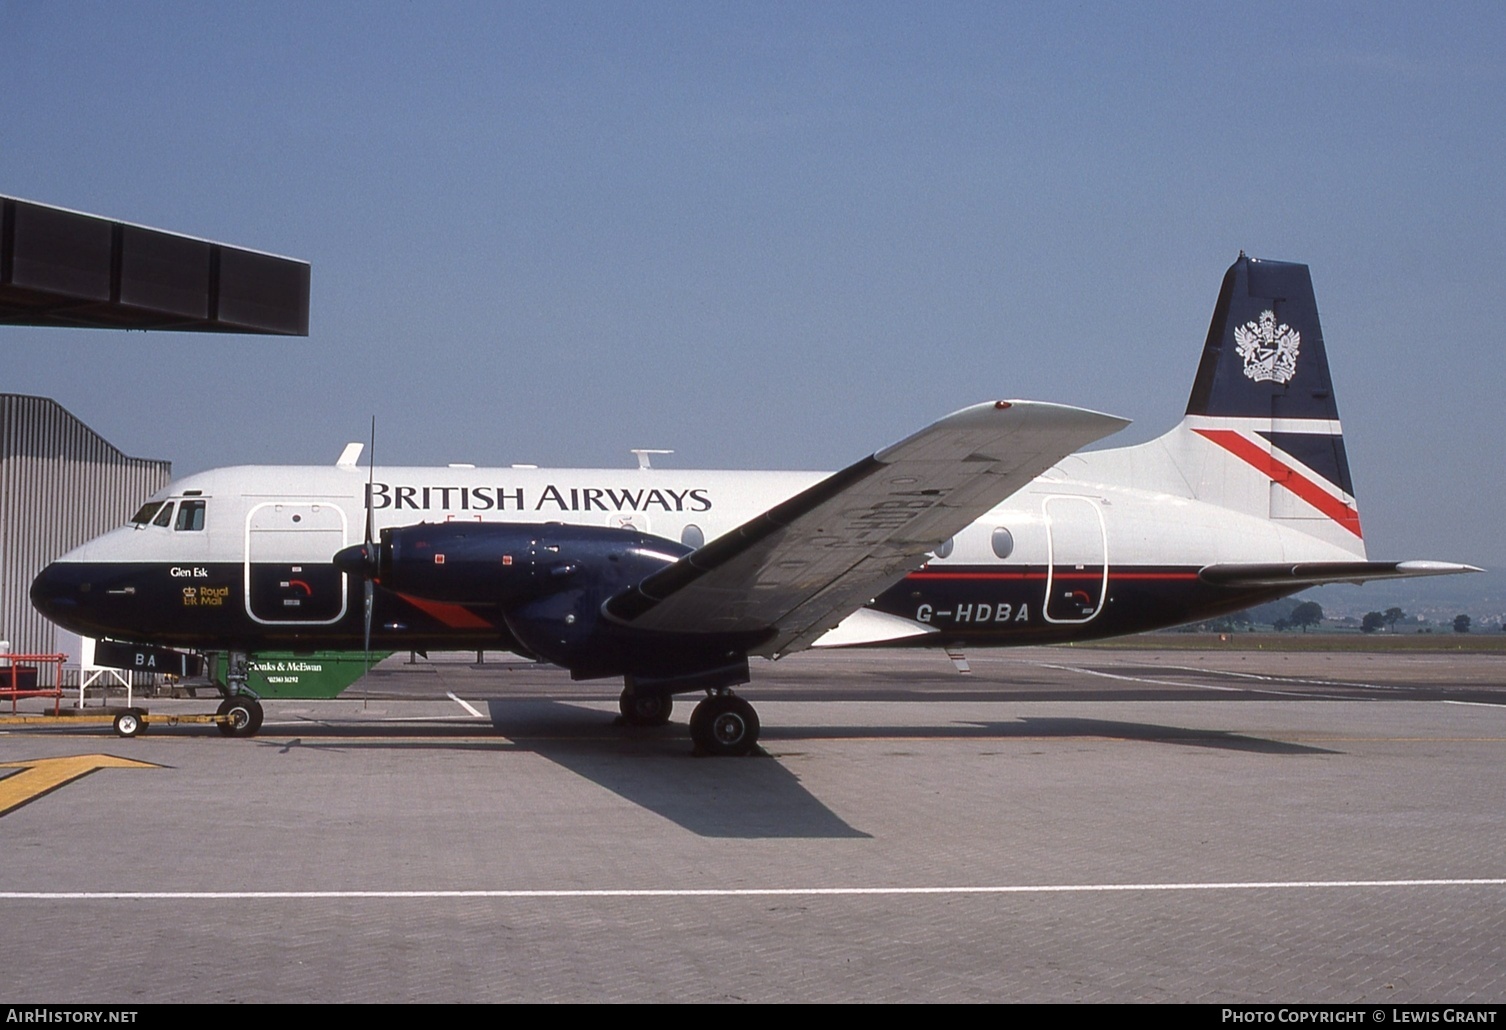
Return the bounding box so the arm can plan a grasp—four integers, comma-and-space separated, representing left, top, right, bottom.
1199, 560, 1482, 589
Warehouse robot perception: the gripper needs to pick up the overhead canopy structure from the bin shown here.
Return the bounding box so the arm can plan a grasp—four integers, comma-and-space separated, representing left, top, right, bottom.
0, 195, 308, 335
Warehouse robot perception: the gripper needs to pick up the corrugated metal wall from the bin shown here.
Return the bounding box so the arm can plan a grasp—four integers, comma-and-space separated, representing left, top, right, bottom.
0, 394, 171, 657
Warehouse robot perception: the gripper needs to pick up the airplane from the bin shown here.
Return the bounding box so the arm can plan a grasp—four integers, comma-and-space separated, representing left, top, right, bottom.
30, 254, 1479, 755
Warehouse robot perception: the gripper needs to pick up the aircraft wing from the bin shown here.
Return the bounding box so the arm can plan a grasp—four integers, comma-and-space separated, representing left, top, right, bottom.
604, 400, 1129, 657
1199, 560, 1482, 589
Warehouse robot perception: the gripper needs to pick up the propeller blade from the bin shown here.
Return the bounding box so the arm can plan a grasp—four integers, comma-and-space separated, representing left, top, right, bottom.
364, 416, 375, 548
363, 579, 374, 664
363, 416, 376, 705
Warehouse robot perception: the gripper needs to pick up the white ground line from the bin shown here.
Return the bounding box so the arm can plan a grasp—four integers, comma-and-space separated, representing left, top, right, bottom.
1149, 663, 1391, 689
3, 879, 1503, 901
990, 654, 1453, 697
1013, 660, 1312, 697
1002, 658, 1502, 705
446, 692, 485, 718
992, 656, 1422, 700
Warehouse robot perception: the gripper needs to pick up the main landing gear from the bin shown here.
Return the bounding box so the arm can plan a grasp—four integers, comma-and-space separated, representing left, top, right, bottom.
214, 650, 263, 738
617, 689, 674, 727
616, 686, 762, 756
689, 691, 761, 757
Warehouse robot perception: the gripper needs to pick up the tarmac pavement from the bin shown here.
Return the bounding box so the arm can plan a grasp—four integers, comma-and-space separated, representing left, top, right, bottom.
1, 646, 1502, 1003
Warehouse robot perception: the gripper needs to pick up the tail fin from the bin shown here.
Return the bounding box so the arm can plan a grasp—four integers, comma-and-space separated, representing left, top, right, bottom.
1170, 254, 1365, 556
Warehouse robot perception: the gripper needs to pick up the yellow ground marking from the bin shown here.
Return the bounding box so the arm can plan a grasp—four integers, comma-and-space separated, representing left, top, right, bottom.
0, 754, 159, 817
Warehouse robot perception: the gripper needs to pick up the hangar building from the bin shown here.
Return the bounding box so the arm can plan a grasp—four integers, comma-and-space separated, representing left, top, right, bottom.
0, 394, 171, 657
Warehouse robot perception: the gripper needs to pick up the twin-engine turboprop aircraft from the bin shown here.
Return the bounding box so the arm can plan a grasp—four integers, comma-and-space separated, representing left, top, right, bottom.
31, 255, 1478, 754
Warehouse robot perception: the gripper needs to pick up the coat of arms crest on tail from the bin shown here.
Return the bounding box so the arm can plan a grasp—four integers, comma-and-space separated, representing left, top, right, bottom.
1234, 309, 1301, 384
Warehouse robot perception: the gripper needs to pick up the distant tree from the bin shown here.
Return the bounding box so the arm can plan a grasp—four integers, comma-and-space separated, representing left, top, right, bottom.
1273, 618, 1290, 632
1362, 611, 1385, 634
1242, 599, 1304, 627
1290, 601, 1325, 632
1454, 614, 1472, 634
1383, 607, 1406, 631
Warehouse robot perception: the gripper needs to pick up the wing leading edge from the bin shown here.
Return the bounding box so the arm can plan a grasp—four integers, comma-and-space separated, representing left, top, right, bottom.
604, 400, 1130, 657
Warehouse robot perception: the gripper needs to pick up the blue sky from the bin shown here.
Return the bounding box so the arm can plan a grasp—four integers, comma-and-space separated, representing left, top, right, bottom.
3, 1, 1503, 569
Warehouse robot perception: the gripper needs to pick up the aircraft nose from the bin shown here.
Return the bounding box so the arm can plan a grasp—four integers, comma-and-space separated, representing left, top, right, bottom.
29, 562, 81, 622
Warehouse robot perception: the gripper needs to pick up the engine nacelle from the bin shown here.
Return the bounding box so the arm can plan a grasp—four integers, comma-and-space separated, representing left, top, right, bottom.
336, 521, 768, 682
336, 521, 690, 608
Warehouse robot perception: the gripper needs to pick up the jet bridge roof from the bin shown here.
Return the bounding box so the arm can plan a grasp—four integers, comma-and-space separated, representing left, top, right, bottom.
0, 196, 308, 335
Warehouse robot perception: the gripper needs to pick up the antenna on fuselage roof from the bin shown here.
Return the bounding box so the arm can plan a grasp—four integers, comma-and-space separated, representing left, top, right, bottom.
630, 449, 673, 470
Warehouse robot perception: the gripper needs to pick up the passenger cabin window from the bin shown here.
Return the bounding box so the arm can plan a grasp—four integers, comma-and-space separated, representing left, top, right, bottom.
175, 500, 206, 531
152, 503, 174, 528
991, 527, 1014, 560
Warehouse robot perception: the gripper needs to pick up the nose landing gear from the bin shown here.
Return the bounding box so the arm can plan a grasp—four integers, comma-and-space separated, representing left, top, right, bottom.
215, 694, 264, 737
213, 650, 262, 737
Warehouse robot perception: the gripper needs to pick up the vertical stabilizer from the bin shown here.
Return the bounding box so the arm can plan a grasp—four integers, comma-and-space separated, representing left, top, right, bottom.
1168, 255, 1365, 556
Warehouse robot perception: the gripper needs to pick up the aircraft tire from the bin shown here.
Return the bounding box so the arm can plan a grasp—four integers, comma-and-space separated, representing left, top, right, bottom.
216, 696, 263, 737
618, 690, 673, 727
690, 695, 760, 757
242, 696, 264, 735
113, 710, 144, 738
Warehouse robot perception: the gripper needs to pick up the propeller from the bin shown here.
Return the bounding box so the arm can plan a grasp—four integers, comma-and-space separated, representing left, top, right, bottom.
333, 419, 379, 706
362, 417, 375, 705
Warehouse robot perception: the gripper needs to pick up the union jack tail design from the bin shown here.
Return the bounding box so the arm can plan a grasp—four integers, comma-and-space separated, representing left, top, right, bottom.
1166, 254, 1364, 556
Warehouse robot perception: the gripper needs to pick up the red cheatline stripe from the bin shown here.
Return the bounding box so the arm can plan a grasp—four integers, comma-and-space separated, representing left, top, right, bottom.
907, 571, 1200, 581
395, 593, 495, 630
1192, 428, 1363, 539
910, 571, 1041, 580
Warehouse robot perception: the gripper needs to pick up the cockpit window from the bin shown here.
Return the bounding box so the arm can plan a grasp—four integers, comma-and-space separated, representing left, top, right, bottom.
175, 499, 206, 532
131, 501, 164, 525
152, 503, 175, 528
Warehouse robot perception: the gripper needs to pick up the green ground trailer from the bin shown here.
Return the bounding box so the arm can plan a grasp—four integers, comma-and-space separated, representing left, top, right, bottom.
247, 652, 390, 698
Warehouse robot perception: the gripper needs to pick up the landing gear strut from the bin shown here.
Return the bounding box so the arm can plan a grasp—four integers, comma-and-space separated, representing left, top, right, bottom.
689, 691, 761, 757
617, 689, 673, 727
214, 651, 263, 737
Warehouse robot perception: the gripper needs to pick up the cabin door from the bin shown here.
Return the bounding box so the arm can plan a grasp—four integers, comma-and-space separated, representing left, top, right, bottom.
1043, 496, 1108, 624
244, 502, 349, 625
